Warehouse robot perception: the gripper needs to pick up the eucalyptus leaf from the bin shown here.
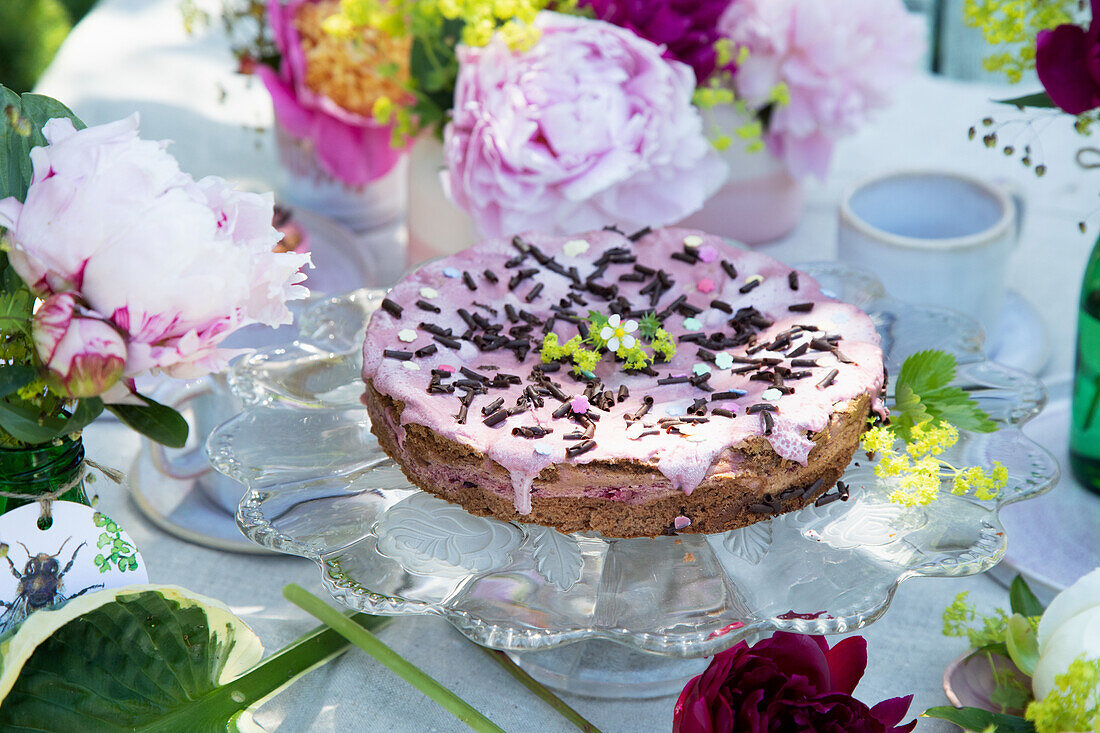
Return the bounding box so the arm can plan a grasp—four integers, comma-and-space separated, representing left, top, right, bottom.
106, 394, 188, 448
60, 397, 103, 435
923, 706, 1036, 733
0, 584, 389, 732
1009, 575, 1045, 618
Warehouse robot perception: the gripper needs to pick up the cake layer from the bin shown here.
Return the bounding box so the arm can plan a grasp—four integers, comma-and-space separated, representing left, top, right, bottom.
361, 227, 885, 536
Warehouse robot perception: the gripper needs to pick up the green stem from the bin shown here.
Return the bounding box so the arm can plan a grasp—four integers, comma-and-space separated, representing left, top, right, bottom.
284, 584, 505, 733
480, 648, 603, 733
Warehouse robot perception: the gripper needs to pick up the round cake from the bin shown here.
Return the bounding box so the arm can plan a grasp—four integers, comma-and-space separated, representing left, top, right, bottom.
361, 227, 886, 538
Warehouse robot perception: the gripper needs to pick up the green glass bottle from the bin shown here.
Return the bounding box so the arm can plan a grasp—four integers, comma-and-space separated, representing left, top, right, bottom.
0, 436, 88, 521
1070, 235, 1100, 494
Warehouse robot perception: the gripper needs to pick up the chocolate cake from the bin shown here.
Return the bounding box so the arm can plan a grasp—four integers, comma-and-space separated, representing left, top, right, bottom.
361, 227, 885, 538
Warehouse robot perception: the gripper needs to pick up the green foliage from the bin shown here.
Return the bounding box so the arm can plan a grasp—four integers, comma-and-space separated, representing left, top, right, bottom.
1009, 575, 1046, 618
893, 350, 996, 441
106, 395, 189, 449
1026, 656, 1100, 733
924, 706, 1036, 733
0, 585, 389, 732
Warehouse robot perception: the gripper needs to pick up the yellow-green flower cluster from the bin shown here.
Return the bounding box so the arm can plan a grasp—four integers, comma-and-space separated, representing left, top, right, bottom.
328, 0, 552, 50
962, 0, 1076, 83
540, 310, 677, 375
1025, 655, 1100, 733
692, 44, 786, 154
861, 420, 1007, 506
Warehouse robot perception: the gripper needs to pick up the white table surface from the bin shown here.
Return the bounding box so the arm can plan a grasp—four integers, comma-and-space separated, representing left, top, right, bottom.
32, 1, 1099, 731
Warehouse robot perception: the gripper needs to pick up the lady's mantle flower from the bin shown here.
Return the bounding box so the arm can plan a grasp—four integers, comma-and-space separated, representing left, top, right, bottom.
600, 315, 638, 352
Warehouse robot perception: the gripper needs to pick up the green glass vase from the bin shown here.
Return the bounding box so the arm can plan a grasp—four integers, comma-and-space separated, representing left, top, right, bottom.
0, 436, 89, 518
1070, 234, 1100, 494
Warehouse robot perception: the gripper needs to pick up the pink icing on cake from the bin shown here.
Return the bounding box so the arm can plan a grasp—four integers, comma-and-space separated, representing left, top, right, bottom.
362, 227, 885, 515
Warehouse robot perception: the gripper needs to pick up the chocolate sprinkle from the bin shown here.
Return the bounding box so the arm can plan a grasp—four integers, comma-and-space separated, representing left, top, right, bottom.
512, 426, 552, 438
627, 226, 652, 242
711, 408, 736, 418
381, 298, 403, 318
481, 397, 505, 415
462, 271, 477, 291
749, 503, 774, 514
815, 491, 843, 508
761, 410, 774, 436
415, 344, 438, 358
738, 279, 761, 294
383, 349, 413, 361
788, 271, 799, 290
788, 302, 814, 313
817, 368, 839, 389
710, 391, 745, 402
483, 269, 499, 284
657, 375, 691, 385
525, 282, 544, 302
416, 299, 441, 313
566, 439, 597, 456
747, 403, 778, 414
720, 260, 738, 279
710, 299, 732, 314
483, 409, 508, 427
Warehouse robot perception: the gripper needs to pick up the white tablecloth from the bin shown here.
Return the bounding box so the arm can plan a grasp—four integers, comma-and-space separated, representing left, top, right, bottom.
33, 1, 1098, 730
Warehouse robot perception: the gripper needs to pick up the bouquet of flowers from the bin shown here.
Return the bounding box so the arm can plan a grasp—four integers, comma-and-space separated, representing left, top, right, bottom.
283, 0, 925, 239
926, 570, 1100, 733
0, 87, 310, 449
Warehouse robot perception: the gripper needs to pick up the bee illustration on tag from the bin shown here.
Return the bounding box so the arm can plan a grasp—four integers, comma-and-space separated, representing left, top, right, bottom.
0, 538, 104, 634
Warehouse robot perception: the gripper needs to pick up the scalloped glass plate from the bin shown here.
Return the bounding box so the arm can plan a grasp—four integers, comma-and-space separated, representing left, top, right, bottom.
207, 265, 1058, 665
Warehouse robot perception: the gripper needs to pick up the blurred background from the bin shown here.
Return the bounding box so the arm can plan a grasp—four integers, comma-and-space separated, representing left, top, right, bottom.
0, 0, 1040, 93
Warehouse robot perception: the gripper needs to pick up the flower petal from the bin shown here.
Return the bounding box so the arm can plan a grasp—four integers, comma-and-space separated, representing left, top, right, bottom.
1036, 24, 1100, 114
624, 319, 638, 333
824, 635, 867, 695
621, 334, 636, 349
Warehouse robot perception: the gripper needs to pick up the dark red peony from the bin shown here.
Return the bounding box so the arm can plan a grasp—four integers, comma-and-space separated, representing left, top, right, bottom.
578, 0, 734, 84
1036, 0, 1100, 114
673, 632, 916, 733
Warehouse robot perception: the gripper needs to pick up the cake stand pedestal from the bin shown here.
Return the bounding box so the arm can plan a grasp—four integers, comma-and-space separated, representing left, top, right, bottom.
509, 641, 710, 699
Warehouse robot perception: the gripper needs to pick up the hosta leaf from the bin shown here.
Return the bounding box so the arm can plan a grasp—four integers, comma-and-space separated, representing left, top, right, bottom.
0, 584, 386, 732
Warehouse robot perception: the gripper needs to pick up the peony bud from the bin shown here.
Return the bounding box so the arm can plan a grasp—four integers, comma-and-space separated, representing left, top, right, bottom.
33, 293, 127, 398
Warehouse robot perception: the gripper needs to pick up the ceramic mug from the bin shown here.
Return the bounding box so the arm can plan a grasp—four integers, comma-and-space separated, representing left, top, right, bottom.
148, 374, 246, 516
837, 170, 1023, 339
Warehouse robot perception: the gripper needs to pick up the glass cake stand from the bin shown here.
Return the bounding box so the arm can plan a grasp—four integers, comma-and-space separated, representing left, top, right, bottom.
206, 265, 1058, 698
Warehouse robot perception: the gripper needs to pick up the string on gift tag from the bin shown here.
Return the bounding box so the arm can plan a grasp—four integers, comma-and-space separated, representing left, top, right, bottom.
0, 459, 123, 528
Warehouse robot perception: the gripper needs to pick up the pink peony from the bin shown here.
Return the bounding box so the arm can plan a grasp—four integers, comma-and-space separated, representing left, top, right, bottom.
674, 632, 917, 733
719, 0, 924, 178
32, 293, 127, 399
0, 115, 310, 383
443, 12, 727, 238
258, 0, 404, 186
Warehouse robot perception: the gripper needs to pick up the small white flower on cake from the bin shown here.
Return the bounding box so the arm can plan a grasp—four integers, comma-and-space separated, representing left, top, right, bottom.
600, 314, 638, 352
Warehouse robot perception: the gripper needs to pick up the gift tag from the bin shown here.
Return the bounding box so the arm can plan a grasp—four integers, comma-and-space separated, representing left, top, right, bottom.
0, 501, 147, 635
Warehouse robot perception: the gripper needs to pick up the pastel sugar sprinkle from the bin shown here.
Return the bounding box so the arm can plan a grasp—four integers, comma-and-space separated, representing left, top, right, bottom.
665, 403, 686, 416
438, 364, 456, 373
443, 267, 461, 278
570, 395, 591, 414
626, 422, 646, 440
397, 329, 417, 343
762, 387, 783, 401
696, 278, 715, 294
693, 363, 711, 376
534, 444, 553, 456
401, 361, 421, 372
683, 235, 703, 248
419, 286, 439, 299
674, 515, 691, 529
562, 239, 589, 257
697, 245, 718, 263
683, 317, 702, 331
714, 352, 734, 370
